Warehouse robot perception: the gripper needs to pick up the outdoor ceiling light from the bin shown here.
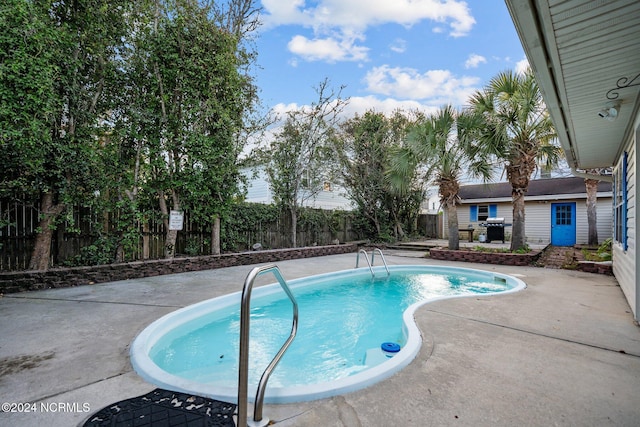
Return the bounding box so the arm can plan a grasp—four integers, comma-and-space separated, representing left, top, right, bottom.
597, 102, 620, 121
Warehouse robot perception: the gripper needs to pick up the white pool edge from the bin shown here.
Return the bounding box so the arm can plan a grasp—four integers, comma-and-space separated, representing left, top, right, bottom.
130, 265, 527, 404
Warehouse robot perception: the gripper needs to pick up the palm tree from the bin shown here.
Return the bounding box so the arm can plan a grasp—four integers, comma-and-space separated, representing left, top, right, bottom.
389, 105, 492, 250
583, 168, 609, 246
468, 68, 562, 251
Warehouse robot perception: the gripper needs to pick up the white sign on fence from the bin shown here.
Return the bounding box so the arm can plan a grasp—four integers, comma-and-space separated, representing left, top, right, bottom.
169, 210, 184, 230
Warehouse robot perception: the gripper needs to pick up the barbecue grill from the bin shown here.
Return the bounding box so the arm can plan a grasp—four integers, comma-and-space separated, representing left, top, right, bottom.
481, 217, 505, 243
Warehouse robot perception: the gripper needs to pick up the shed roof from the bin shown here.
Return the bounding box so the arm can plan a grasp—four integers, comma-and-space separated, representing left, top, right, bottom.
458, 177, 612, 201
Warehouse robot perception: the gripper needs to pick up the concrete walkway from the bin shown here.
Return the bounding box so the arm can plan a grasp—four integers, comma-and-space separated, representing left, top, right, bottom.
1, 251, 638, 426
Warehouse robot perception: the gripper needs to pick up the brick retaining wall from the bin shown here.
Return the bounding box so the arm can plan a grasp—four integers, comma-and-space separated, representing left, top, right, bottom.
576, 261, 613, 275
429, 247, 542, 266
0, 244, 357, 294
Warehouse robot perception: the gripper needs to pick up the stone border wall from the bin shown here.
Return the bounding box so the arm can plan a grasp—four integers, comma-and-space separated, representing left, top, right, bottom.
0, 244, 357, 294
576, 261, 613, 275
429, 247, 542, 266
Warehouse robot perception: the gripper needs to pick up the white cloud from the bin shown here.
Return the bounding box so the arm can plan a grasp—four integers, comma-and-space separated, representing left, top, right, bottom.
287, 34, 369, 62
344, 96, 437, 117
270, 96, 436, 123
257, 94, 451, 153
464, 53, 486, 69
262, 0, 475, 35
271, 102, 302, 116
261, 0, 476, 63
515, 57, 530, 74
389, 38, 407, 53
260, 0, 309, 27
363, 65, 480, 106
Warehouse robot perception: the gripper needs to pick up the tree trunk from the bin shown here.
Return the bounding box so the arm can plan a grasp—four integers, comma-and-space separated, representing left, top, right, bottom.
585, 178, 599, 246
395, 221, 405, 240
159, 190, 180, 259
165, 229, 178, 258
211, 214, 221, 255
446, 201, 459, 250
440, 177, 460, 250
507, 161, 533, 252
392, 208, 405, 240
290, 206, 298, 248
142, 221, 150, 260
28, 191, 64, 270
368, 207, 381, 237
510, 190, 527, 251
115, 244, 125, 263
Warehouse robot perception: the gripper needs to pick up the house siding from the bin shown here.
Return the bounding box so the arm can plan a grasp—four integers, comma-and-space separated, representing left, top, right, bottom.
526, 203, 552, 244
613, 125, 638, 320
243, 167, 353, 211
244, 170, 273, 204
304, 190, 353, 211
453, 195, 612, 245
458, 202, 512, 238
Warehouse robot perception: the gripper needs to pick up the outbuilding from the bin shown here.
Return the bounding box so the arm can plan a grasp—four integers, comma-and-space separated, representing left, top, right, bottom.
445, 177, 612, 246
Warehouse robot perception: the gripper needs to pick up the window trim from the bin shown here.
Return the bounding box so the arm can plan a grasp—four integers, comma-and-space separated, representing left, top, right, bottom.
470, 204, 497, 222
613, 151, 628, 251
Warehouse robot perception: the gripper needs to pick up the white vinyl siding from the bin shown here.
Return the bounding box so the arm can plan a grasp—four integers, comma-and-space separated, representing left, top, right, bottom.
244, 169, 273, 204
518, 201, 611, 245
458, 203, 512, 230
243, 167, 354, 211
451, 196, 612, 245
303, 190, 354, 211
613, 129, 637, 320
577, 199, 614, 245
525, 203, 552, 244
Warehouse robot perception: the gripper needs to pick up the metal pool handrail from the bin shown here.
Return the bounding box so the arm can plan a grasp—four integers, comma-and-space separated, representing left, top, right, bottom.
370, 248, 390, 276
237, 264, 299, 427
356, 248, 390, 277
355, 249, 375, 276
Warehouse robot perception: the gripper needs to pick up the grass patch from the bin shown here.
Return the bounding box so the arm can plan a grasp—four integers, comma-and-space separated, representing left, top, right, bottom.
471, 245, 531, 254
581, 238, 612, 262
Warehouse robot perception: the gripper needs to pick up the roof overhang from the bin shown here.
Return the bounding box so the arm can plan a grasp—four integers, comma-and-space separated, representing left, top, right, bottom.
504, 0, 640, 169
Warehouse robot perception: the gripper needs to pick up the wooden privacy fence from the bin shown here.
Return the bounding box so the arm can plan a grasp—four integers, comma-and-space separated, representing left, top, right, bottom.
0, 199, 362, 271
418, 213, 441, 238
1, 198, 40, 271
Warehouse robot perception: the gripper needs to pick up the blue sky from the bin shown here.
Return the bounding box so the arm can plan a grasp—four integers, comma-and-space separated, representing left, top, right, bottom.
252, 0, 528, 117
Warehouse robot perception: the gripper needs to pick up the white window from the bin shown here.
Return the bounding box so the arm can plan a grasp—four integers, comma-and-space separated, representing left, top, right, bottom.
613, 152, 628, 250
470, 204, 497, 222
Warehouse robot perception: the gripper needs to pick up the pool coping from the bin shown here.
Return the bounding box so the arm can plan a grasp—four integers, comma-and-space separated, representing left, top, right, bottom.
130, 265, 527, 404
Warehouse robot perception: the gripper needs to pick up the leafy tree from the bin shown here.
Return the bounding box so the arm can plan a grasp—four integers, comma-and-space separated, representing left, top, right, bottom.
333, 109, 424, 241
2, 0, 262, 267
389, 105, 492, 249
1, 0, 131, 270
261, 80, 347, 247
468, 69, 562, 251
118, 0, 251, 258
1, 1, 55, 201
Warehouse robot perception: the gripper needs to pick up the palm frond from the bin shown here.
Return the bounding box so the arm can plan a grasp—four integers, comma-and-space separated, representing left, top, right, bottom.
386, 146, 419, 196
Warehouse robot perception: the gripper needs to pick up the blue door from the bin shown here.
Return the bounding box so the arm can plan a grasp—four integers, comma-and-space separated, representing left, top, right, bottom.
551, 202, 576, 246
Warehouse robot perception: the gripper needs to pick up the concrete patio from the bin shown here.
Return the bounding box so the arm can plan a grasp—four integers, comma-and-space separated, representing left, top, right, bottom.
0, 251, 638, 426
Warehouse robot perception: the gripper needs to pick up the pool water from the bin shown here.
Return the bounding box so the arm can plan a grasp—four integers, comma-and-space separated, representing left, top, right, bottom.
145, 266, 520, 396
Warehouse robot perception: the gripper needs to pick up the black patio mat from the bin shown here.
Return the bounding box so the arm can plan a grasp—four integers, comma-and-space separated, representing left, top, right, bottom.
82, 388, 236, 427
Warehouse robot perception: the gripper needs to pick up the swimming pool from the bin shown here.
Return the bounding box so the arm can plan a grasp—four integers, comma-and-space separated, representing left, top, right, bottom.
130, 265, 525, 403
